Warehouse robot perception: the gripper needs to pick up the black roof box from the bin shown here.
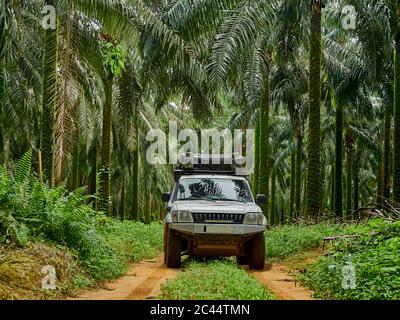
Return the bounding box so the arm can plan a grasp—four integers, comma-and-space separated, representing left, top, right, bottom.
174, 153, 246, 181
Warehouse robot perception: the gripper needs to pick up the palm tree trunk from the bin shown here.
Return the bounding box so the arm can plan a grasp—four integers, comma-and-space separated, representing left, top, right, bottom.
345, 147, 353, 220
131, 149, 139, 220
383, 104, 391, 203
289, 148, 295, 218
0, 0, 11, 164
145, 188, 151, 225
120, 178, 125, 220
330, 165, 335, 212
71, 144, 79, 190
320, 136, 325, 211
393, 10, 400, 204
270, 165, 276, 225
295, 131, 302, 216
253, 118, 260, 194
88, 141, 97, 209
54, 0, 72, 186
99, 74, 113, 214
305, 0, 322, 217
258, 53, 271, 215
131, 103, 139, 220
353, 154, 359, 212
335, 103, 343, 217
377, 159, 384, 208
41, 0, 59, 187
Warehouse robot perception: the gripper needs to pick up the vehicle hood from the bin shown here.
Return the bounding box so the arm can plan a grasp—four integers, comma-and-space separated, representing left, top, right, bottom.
171, 200, 262, 214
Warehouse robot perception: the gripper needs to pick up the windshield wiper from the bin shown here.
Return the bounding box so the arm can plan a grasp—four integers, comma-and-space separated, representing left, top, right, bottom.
178, 196, 249, 203
178, 196, 207, 201
219, 198, 248, 203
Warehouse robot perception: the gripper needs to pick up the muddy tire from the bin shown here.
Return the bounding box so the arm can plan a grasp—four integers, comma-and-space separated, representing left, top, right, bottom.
166, 228, 182, 268
237, 242, 250, 265
236, 255, 248, 265
249, 233, 265, 270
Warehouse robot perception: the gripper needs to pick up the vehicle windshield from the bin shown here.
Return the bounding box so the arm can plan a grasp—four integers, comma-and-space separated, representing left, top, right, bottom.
176, 178, 253, 203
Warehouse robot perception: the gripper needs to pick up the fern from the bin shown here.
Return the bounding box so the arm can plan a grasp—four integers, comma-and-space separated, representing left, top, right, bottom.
14, 149, 32, 185
0, 211, 29, 246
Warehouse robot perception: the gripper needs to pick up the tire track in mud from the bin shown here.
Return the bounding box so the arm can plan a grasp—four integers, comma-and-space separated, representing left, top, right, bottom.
75, 254, 315, 300
247, 264, 316, 300
75, 253, 180, 300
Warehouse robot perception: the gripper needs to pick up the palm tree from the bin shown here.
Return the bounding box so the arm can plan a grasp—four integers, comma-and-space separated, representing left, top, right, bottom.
305, 0, 323, 217
41, 0, 59, 187
393, 4, 400, 204
332, 93, 343, 216
98, 37, 126, 214
4, 0, 400, 225
252, 119, 260, 194
345, 130, 354, 217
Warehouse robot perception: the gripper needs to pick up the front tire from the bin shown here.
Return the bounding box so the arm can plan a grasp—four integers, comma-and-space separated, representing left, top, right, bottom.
236, 255, 248, 265
249, 233, 265, 270
166, 228, 182, 268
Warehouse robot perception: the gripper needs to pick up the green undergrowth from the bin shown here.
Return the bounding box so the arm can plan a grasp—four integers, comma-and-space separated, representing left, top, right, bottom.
159, 259, 275, 300
0, 220, 164, 299
300, 218, 400, 300
78, 219, 164, 280
265, 222, 346, 260
0, 151, 164, 299
266, 220, 400, 300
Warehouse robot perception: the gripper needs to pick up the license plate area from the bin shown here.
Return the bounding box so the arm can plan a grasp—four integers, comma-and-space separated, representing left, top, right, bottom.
203, 225, 234, 234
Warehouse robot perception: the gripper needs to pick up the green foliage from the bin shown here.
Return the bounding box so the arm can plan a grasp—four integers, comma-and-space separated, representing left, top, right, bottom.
90, 219, 164, 279
265, 223, 344, 260
14, 149, 32, 184
0, 151, 33, 246
301, 219, 400, 300
0, 153, 163, 280
160, 259, 274, 300
103, 42, 126, 77
73, 275, 96, 289
0, 212, 29, 246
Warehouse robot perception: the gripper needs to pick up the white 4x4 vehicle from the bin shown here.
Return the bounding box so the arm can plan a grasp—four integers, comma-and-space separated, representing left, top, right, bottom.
162, 154, 267, 270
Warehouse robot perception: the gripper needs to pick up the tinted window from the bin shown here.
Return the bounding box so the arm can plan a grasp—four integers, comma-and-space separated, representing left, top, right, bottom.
176, 178, 253, 203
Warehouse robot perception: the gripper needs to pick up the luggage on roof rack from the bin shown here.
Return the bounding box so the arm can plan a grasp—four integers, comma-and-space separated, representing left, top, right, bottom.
173, 153, 246, 181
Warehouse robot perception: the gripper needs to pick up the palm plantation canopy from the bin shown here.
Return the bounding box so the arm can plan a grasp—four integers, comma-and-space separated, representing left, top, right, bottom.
1, 0, 400, 224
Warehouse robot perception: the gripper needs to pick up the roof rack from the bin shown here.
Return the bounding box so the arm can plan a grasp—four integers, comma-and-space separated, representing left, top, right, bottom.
174, 153, 246, 181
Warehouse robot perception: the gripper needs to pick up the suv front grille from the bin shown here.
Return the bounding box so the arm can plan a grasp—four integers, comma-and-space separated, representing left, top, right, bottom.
192, 213, 244, 224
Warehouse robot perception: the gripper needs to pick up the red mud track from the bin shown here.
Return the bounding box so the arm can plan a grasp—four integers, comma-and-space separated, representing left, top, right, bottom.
248, 264, 316, 300
75, 254, 315, 300
75, 254, 180, 300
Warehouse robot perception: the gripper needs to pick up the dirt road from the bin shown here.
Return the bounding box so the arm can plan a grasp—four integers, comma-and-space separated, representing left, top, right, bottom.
75, 254, 180, 300
249, 264, 316, 300
75, 254, 314, 300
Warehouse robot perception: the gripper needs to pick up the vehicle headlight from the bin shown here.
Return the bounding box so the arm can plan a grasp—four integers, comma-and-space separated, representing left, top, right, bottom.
171, 210, 193, 223
171, 210, 178, 222
243, 213, 267, 225
243, 213, 259, 225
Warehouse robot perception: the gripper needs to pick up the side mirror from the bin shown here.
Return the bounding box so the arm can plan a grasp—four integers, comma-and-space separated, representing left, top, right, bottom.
162, 192, 171, 202
255, 194, 267, 205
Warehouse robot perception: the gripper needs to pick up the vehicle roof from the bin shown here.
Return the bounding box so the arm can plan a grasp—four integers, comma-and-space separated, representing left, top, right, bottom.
179, 174, 247, 180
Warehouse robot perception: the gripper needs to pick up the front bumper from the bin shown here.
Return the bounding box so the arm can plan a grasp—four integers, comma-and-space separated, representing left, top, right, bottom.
169, 223, 266, 235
